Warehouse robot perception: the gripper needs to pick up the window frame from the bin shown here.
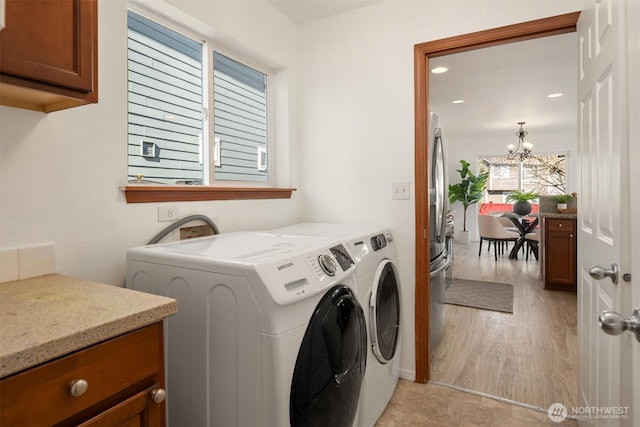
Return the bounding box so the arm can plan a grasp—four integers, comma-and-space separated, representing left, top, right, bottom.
123, 2, 294, 203
479, 151, 570, 198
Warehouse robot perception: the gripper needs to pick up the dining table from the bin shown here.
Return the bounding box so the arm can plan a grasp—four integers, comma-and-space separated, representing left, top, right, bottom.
503, 213, 539, 259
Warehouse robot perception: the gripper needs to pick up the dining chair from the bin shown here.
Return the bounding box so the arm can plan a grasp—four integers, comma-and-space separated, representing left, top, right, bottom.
494, 215, 520, 252
525, 229, 540, 261
477, 215, 520, 261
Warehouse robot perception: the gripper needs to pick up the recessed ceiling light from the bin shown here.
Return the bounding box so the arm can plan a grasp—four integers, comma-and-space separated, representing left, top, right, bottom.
431, 67, 449, 74
547, 93, 563, 98
451, 99, 465, 104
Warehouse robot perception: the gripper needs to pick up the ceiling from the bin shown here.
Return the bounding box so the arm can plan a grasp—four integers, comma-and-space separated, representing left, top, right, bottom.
266, 0, 384, 24
266, 1, 577, 146
429, 32, 577, 143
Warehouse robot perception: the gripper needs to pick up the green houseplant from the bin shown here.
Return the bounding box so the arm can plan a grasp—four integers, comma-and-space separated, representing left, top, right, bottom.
506, 190, 538, 216
551, 194, 573, 204
448, 160, 489, 243
552, 193, 574, 210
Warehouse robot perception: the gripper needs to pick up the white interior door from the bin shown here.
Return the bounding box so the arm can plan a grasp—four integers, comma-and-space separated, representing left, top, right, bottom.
623, 1, 640, 425
577, 0, 638, 426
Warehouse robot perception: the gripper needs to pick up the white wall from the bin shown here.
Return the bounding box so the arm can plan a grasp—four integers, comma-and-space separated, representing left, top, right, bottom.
0, 0, 584, 382
447, 128, 578, 241
296, 0, 583, 379
0, 0, 301, 285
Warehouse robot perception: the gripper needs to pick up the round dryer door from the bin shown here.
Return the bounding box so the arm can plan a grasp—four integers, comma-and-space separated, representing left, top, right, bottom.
289, 285, 366, 427
370, 259, 400, 363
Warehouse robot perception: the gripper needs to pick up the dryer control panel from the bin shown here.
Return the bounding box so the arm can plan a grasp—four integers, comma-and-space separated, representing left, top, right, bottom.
371, 234, 387, 251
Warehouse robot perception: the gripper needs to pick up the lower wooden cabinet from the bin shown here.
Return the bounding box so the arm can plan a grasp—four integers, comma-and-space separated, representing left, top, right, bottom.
543, 217, 577, 290
0, 322, 166, 427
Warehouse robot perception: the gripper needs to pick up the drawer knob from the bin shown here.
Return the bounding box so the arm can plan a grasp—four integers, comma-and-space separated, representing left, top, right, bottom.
69, 379, 89, 397
558, 223, 563, 227
151, 388, 166, 404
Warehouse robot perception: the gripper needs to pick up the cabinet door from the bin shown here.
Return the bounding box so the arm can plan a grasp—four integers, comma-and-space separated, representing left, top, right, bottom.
0, 0, 96, 92
546, 231, 576, 285
78, 384, 164, 427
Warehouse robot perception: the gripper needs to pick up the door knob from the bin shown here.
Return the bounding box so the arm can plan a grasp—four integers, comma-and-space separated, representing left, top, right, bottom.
598, 308, 640, 342
589, 263, 619, 285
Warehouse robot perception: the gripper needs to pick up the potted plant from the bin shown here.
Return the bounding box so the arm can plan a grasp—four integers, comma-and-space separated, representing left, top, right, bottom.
448, 160, 489, 244
506, 190, 539, 216
552, 194, 573, 210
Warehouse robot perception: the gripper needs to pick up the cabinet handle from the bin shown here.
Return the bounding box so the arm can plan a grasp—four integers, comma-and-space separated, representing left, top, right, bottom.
69, 379, 89, 397
570, 234, 574, 238
558, 223, 563, 227
150, 388, 166, 404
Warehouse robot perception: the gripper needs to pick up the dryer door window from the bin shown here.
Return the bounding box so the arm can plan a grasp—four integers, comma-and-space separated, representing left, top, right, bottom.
370, 260, 400, 363
290, 285, 366, 427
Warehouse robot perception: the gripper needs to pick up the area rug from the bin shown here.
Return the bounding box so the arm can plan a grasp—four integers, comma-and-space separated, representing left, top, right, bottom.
444, 279, 514, 313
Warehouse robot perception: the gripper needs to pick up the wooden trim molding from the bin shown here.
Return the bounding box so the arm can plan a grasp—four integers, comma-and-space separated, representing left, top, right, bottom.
123, 186, 296, 203
413, 11, 579, 384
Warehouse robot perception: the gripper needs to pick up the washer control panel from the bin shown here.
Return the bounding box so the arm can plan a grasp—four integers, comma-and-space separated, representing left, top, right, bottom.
318, 254, 337, 276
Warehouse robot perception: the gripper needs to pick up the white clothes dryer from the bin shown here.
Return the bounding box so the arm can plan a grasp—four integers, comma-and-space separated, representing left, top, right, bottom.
268, 224, 402, 427
126, 231, 367, 427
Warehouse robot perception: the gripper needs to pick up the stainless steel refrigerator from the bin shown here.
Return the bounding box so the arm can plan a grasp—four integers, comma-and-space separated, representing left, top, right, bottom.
428, 112, 450, 352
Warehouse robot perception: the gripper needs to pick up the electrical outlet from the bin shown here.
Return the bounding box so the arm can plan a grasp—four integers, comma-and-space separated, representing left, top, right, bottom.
158, 206, 179, 222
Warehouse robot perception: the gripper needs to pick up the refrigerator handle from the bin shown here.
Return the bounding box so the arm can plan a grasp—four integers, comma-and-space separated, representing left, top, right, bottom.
429, 256, 451, 278
433, 132, 448, 244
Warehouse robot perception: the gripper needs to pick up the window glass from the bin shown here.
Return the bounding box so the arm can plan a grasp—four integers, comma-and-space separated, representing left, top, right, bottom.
213, 53, 268, 182
480, 154, 567, 199
127, 11, 204, 184
127, 11, 269, 185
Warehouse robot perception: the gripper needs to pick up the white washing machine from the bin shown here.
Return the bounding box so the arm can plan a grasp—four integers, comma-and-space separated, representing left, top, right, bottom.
268, 223, 402, 427
126, 231, 367, 427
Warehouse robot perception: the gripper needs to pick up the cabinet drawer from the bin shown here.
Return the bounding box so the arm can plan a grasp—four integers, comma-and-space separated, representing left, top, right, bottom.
546, 218, 575, 232
0, 323, 163, 426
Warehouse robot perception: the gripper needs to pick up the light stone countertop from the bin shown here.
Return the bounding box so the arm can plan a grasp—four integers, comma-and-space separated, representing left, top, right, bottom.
0, 274, 176, 378
539, 212, 578, 219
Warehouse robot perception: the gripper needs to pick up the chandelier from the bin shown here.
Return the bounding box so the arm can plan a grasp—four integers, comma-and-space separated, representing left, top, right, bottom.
507, 122, 533, 161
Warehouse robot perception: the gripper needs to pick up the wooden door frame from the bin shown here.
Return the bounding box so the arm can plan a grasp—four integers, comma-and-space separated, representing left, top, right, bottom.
413, 11, 580, 383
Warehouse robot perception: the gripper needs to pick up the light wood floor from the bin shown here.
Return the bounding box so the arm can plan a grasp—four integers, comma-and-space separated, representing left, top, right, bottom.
376, 240, 577, 426
429, 241, 577, 409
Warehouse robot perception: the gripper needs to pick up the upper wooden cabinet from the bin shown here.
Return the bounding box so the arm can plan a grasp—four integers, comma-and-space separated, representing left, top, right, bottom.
0, 0, 98, 112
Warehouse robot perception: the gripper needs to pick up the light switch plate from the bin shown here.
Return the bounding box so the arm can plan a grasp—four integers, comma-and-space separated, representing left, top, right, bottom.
392, 182, 410, 200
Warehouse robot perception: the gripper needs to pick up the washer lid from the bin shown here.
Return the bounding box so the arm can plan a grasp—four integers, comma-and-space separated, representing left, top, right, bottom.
127, 231, 357, 306
127, 231, 335, 274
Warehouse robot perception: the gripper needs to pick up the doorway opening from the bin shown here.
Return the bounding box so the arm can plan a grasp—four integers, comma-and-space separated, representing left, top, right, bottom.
413, 12, 580, 384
